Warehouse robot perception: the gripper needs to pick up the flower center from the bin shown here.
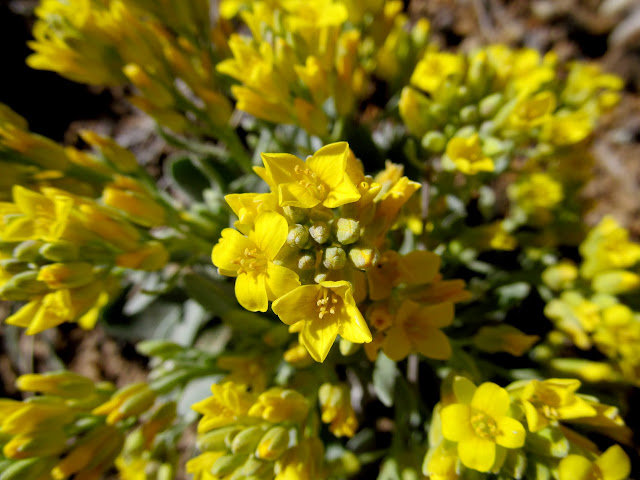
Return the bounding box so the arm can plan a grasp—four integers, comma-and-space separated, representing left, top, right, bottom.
235, 248, 267, 275
294, 164, 326, 199
316, 289, 340, 319
470, 410, 497, 440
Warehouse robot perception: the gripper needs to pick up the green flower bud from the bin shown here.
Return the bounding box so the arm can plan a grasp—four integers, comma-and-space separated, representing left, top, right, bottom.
421, 131, 446, 153
13, 240, 42, 262
309, 222, 330, 244
231, 426, 267, 454
335, 218, 360, 245
287, 225, 309, 249
314, 266, 329, 284
39, 241, 79, 262
0, 271, 48, 300
323, 246, 346, 270
348, 244, 380, 270
0, 259, 29, 275
197, 427, 241, 452
118, 388, 156, 417
283, 206, 307, 223
297, 253, 316, 271
256, 426, 290, 460
233, 457, 269, 478
460, 105, 479, 123
211, 453, 246, 477
339, 338, 360, 356
479, 93, 504, 118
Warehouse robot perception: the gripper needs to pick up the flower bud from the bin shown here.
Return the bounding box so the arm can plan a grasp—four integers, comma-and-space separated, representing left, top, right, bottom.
37, 262, 94, 289
0, 259, 28, 275
0, 271, 48, 300
13, 241, 41, 262
421, 131, 446, 153
197, 426, 242, 452
348, 244, 380, 270
339, 338, 360, 356
479, 93, 504, 118
287, 225, 309, 249
460, 105, 479, 123
16, 371, 94, 398
592, 270, 640, 295
256, 426, 290, 460
283, 206, 307, 224
323, 246, 346, 270
211, 453, 245, 477
231, 426, 267, 454
335, 218, 360, 245
39, 241, 79, 262
297, 253, 316, 271
309, 222, 330, 244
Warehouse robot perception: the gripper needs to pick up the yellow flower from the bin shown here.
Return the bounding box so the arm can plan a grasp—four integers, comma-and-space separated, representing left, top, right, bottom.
318, 383, 358, 437
212, 211, 300, 312
261, 142, 361, 209
508, 91, 556, 129
472, 325, 539, 357
440, 381, 525, 472
186, 451, 224, 480
508, 378, 596, 432
191, 382, 255, 433
381, 299, 453, 361
248, 388, 309, 424
410, 51, 464, 95
445, 134, 494, 175
367, 250, 441, 301
508, 173, 563, 214
272, 280, 372, 362
558, 445, 630, 480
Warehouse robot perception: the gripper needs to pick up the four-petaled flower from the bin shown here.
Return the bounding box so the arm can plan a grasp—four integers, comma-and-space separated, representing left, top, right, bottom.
212, 211, 299, 312
261, 142, 360, 209
272, 280, 372, 362
441, 380, 525, 472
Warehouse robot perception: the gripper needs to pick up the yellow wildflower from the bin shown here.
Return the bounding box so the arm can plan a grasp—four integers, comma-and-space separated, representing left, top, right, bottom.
445, 134, 494, 175
558, 445, 630, 480
440, 380, 525, 472
381, 299, 453, 361
191, 382, 255, 433
212, 211, 300, 312
410, 51, 464, 95
248, 388, 308, 424
272, 280, 372, 362
261, 142, 360, 209
318, 383, 358, 437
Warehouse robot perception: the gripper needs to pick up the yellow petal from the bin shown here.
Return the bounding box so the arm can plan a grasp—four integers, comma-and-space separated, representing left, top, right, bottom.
596, 445, 630, 480
278, 181, 322, 208
458, 435, 495, 472
413, 327, 452, 360
235, 273, 268, 312
496, 417, 525, 448
251, 211, 288, 260
471, 383, 510, 419
300, 312, 340, 362
306, 142, 348, 188
211, 228, 254, 273
558, 455, 594, 480
265, 263, 300, 301
440, 404, 472, 441
339, 302, 372, 344
323, 176, 361, 208
382, 326, 411, 361
272, 285, 321, 326
261, 152, 303, 187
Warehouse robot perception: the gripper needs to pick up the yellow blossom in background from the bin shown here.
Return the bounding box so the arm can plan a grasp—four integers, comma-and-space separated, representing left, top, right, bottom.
445, 135, 494, 175
558, 445, 630, 480
318, 383, 358, 437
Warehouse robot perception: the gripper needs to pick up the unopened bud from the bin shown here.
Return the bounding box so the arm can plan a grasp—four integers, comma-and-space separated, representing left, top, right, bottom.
0, 259, 28, 275
339, 338, 361, 356
0, 271, 48, 300
256, 426, 290, 460
16, 371, 94, 398
40, 241, 79, 262
479, 93, 504, 118
287, 225, 309, 249
231, 426, 267, 454
283, 206, 307, 223
460, 105, 479, 123
592, 271, 640, 295
309, 222, 330, 244
348, 244, 380, 270
335, 218, 360, 245
197, 426, 241, 452
297, 253, 316, 271
211, 453, 245, 477
421, 131, 446, 153
323, 246, 346, 270
13, 240, 41, 262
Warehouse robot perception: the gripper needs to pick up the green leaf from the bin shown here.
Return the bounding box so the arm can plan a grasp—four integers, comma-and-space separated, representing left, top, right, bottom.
166, 155, 212, 202
373, 352, 399, 407
183, 272, 235, 316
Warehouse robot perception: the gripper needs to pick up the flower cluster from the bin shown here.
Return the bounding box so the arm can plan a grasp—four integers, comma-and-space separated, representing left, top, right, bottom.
538, 216, 640, 385
424, 376, 631, 480
0, 372, 176, 480
212, 141, 468, 362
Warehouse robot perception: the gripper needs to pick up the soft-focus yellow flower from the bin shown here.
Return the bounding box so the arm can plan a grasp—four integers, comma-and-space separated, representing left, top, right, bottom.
558, 445, 630, 480
542, 261, 578, 290
212, 211, 299, 312
508, 378, 595, 432
248, 388, 309, 424
508, 91, 556, 129
367, 250, 441, 301
508, 172, 563, 214
410, 51, 464, 95
472, 325, 539, 357
440, 381, 525, 472
191, 382, 255, 433
445, 134, 494, 175
272, 280, 372, 362
261, 142, 361, 209
318, 383, 358, 437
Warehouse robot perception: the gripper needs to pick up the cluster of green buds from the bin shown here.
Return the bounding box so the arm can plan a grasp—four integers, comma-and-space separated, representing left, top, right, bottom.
188, 382, 328, 480
0, 372, 175, 480
424, 376, 631, 480
536, 216, 640, 385
212, 142, 469, 362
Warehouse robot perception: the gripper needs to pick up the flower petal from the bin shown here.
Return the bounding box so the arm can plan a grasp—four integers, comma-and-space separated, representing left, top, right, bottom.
272, 285, 321, 326
440, 403, 472, 442
306, 142, 348, 188
300, 312, 340, 362
251, 211, 288, 260
323, 177, 361, 208
339, 303, 372, 344
235, 273, 268, 312
471, 382, 510, 419
413, 327, 452, 360
382, 326, 411, 361
558, 455, 594, 480
595, 445, 630, 480
261, 152, 303, 186
496, 416, 525, 448
458, 435, 495, 472
265, 263, 300, 301
211, 228, 253, 273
